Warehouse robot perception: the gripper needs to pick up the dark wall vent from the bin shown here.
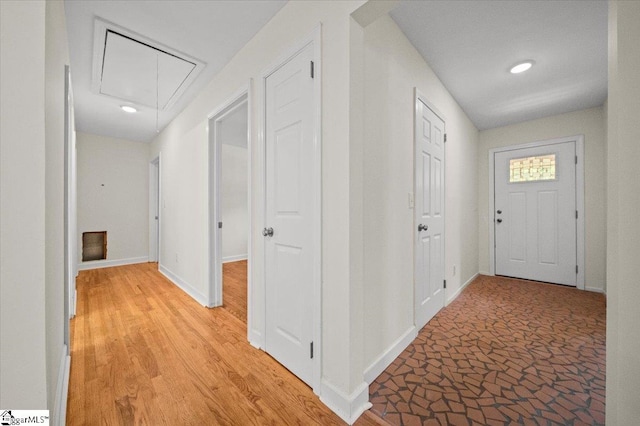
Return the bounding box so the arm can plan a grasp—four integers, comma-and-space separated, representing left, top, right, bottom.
82, 231, 107, 261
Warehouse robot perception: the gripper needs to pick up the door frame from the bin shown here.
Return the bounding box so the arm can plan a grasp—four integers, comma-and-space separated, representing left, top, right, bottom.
149, 155, 161, 263
64, 65, 77, 340
413, 89, 447, 326
207, 87, 251, 309
257, 26, 322, 391
488, 135, 585, 289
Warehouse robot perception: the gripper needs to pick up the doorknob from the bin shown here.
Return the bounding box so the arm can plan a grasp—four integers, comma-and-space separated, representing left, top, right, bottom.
262, 227, 274, 237
496, 219, 503, 223
418, 224, 428, 232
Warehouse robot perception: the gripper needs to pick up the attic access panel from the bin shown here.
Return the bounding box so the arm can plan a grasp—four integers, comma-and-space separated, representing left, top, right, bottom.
92, 19, 205, 111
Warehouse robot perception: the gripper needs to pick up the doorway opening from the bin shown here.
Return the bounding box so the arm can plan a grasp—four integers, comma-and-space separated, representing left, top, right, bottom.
208, 91, 250, 325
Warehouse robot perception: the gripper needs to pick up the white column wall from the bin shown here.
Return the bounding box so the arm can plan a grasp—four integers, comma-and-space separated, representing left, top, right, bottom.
361, 15, 479, 373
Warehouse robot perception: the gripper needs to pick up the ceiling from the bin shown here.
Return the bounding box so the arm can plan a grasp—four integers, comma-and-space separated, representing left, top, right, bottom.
65, 1, 608, 142
390, 0, 608, 130
65, 1, 286, 142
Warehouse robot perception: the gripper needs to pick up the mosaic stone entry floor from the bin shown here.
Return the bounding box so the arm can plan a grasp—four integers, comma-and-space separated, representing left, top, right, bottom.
369, 275, 606, 425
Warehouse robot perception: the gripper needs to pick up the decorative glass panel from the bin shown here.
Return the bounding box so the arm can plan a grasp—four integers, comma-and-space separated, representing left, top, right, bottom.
509, 154, 556, 183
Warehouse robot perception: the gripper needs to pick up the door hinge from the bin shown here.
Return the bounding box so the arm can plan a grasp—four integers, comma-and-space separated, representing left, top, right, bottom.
310, 341, 314, 359
218, 222, 223, 229
443, 279, 447, 289
575, 155, 578, 164
444, 133, 447, 143
576, 265, 579, 274
310, 61, 314, 78
576, 210, 578, 219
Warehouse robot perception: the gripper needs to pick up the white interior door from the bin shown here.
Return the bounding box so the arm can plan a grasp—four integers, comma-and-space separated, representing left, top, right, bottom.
414, 97, 445, 330
264, 43, 316, 386
494, 142, 577, 286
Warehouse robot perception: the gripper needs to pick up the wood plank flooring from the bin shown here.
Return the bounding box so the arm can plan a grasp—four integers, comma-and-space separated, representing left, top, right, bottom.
67, 262, 386, 425
221, 260, 247, 323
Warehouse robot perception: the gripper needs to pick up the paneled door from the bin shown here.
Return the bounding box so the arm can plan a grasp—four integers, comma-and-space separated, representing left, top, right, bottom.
494, 142, 577, 286
264, 42, 317, 386
414, 97, 445, 330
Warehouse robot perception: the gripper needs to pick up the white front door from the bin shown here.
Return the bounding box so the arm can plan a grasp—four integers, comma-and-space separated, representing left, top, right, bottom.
494, 142, 577, 286
264, 42, 316, 386
414, 97, 445, 330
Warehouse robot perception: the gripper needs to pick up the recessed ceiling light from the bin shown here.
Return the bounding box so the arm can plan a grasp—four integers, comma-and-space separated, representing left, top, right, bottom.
121, 105, 137, 113
510, 61, 534, 74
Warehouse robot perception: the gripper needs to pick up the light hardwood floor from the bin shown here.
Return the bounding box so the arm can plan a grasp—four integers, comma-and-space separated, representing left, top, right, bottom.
67, 262, 381, 425
221, 260, 247, 323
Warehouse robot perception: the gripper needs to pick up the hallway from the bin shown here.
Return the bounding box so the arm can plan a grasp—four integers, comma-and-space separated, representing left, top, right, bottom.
66, 263, 356, 425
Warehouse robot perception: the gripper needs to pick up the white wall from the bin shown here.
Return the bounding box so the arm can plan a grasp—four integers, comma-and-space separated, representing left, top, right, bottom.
1, 0, 70, 418
606, 1, 640, 423
77, 132, 149, 266
218, 104, 248, 261
0, 0, 48, 409
148, 0, 367, 407
44, 0, 71, 420
361, 15, 479, 373
478, 107, 606, 292
221, 143, 248, 261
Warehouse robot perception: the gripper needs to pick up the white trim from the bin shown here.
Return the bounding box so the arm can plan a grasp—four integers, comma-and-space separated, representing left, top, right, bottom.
586, 286, 606, 294
148, 156, 160, 263
258, 25, 323, 391
575, 139, 585, 290
246, 78, 255, 346
159, 264, 208, 306
77, 256, 148, 271
320, 380, 372, 425
207, 88, 250, 309
52, 345, 70, 426
364, 326, 417, 383
446, 273, 479, 305
222, 254, 248, 263
488, 135, 585, 289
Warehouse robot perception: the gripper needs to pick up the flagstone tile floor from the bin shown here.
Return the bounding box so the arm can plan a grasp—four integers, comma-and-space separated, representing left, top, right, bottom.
368, 275, 606, 425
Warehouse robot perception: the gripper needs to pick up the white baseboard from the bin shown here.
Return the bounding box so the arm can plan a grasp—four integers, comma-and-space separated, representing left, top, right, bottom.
222, 254, 248, 263
52, 345, 70, 426
320, 380, 371, 425
364, 326, 417, 383
478, 270, 491, 276
585, 286, 606, 294
158, 264, 208, 306
77, 256, 148, 271
248, 329, 263, 350
446, 272, 479, 305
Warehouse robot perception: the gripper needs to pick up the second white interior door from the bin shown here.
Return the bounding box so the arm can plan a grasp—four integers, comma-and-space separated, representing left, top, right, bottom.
414, 97, 445, 330
264, 42, 316, 386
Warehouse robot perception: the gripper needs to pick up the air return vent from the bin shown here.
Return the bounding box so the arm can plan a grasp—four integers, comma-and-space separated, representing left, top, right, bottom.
82, 231, 107, 262
91, 18, 205, 111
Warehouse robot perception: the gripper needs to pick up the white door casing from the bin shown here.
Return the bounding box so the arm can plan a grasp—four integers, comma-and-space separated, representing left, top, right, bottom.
149, 157, 160, 263
414, 93, 446, 330
494, 141, 577, 286
263, 41, 318, 387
